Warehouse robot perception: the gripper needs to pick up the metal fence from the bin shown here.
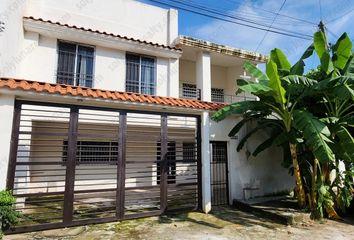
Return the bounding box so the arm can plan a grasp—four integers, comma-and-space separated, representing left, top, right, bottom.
6, 101, 201, 233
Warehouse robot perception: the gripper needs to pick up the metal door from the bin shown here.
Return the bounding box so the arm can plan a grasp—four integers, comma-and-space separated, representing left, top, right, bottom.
210, 141, 229, 205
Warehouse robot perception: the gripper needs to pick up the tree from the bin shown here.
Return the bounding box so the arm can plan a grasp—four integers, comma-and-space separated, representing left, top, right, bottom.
212, 55, 326, 208
212, 29, 353, 215
301, 29, 354, 218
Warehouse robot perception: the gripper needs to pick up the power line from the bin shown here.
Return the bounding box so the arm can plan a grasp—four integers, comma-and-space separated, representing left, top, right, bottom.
327, 8, 354, 23
170, 0, 312, 38
178, 0, 313, 28
223, 0, 316, 25
147, 0, 313, 40
255, 0, 287, 52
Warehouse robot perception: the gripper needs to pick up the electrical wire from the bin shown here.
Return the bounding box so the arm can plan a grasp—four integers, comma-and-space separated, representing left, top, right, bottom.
255, 0, 287, 52
176, 0, 313, 28
326, 8, 354, 23
223, 0, 316, 25
147, 0, 313, 40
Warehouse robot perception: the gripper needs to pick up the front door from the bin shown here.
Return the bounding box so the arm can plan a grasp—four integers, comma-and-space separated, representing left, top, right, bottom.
210, 141, 229, 205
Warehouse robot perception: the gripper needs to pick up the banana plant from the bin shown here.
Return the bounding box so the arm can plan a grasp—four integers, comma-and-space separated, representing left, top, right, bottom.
212, 47, 335, 208
304, 30, 354, 217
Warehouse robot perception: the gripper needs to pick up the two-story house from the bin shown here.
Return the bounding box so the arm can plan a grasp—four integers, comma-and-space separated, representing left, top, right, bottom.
0, 0, 294, 233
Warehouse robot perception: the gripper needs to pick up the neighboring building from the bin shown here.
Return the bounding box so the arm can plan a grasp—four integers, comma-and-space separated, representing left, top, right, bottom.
0, 0, 294, 233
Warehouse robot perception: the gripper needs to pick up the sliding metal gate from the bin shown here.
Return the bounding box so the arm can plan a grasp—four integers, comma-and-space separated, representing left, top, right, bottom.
210, 141, 229, 206
6, 101, 201, 233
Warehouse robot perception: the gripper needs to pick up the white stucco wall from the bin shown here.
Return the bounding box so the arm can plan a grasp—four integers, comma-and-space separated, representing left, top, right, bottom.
0, 0, 27, 77
209, 115, 294, 201
1, 0, 179, 97
24, 0, 176, 46
179, 59, 196, 86
0, 94, 15, 190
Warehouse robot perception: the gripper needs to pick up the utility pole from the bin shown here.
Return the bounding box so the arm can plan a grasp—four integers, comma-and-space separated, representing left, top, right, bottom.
318, 20, 329, 47
318, 21, 325, 33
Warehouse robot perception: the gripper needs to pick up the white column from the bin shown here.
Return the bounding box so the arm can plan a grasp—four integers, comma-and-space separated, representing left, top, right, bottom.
201, 111, 211, 213
168, 58, 179, 98
196, 51, 211, 102
0, 94, 15, 190
167, 9, 178, 45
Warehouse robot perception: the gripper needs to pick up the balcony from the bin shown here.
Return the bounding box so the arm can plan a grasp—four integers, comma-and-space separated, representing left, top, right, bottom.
180, 84, 257, 104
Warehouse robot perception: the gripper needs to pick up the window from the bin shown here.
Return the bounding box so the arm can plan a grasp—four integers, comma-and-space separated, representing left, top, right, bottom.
156, 142, 176, 184
211, 88, 225, 103
183, 142, 196, 161
57, 41, 94, 88
126, 54, 156, 95
181, 83, 200, 100
63, 140, 118, 164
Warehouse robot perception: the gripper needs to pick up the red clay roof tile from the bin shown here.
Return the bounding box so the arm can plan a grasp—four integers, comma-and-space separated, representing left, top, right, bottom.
0, 78, 225, 111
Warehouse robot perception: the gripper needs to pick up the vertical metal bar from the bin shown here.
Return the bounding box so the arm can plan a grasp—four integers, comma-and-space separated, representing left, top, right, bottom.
6, 101, 21, 190
196, 116, 202, 210
116, 111, 127, 219
160, 114, 168, 213
63, 107, 79, 224
224, 142, 230, 205
74, 44, 78, 86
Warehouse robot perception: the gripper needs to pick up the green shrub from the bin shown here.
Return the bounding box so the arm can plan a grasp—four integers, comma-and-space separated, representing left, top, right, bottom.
0, 190, 20, 235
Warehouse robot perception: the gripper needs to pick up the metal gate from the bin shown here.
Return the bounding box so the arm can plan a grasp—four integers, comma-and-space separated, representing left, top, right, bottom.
210, 141, 229, 206
6, 101, 201, 233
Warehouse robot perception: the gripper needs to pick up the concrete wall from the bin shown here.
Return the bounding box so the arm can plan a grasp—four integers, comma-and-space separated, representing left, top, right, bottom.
0, 0, 27, 77
0, 94, 15, 190
209, 114, 294, 201
16, 32, 176, 94
0, 0, 178, 97
24, 0, 177, 46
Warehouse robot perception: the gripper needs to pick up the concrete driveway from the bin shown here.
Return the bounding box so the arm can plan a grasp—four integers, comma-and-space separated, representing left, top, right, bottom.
4, 207, 354, 240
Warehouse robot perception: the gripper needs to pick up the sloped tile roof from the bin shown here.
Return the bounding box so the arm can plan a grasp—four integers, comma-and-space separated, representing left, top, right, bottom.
0, 78, 225, 110
24, 16, 182, 52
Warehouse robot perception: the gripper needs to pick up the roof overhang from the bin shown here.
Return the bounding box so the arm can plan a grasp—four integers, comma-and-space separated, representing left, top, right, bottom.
0, 78, 224, 114
23, 17, 182, 59
176, 35, 267, 63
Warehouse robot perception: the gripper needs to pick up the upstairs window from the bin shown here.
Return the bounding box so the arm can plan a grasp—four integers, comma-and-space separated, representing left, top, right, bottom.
126, 54, 156, 95
57, 41, 94, 88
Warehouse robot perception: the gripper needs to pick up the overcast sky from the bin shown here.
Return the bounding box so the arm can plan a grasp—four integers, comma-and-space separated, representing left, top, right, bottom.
142, 0, 354, 71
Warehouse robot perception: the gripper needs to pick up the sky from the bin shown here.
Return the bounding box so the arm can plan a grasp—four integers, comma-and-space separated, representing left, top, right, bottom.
141, 0, 354, 71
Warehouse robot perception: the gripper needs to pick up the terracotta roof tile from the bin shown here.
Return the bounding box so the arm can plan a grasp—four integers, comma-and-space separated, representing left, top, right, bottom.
24, 16, 182, 52
0, 78, 225, 111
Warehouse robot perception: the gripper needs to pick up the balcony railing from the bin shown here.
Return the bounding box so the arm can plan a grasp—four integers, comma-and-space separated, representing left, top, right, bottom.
180, 86, 201, 100
212, 94, 257, 104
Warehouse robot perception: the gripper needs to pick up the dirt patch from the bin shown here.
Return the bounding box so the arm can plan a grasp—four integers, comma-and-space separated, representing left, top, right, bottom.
4, 207, 354, 240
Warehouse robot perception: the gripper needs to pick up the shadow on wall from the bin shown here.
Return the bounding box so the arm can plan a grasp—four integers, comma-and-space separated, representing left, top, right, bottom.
233, 121, 294, 200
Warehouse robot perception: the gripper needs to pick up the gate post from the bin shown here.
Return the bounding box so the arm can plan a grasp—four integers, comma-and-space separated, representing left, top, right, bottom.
116, 111, 127, 219
63, 107, 79, 224
200, 111, 211, 213
160, 114, 168, 213
6, 101, 21, 190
